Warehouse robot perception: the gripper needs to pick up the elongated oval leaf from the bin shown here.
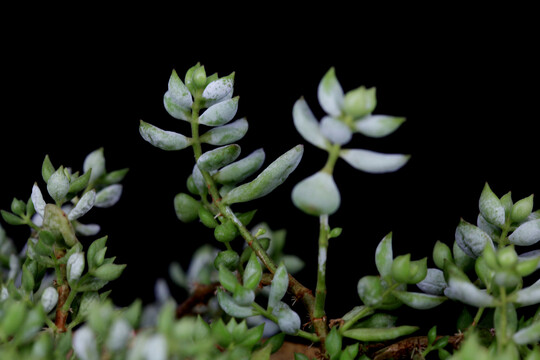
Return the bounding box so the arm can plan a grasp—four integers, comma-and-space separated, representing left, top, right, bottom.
268, 262, 288, 310
291, 171, 340, 216
479, 183, 505, 228
202, 73, 235, 105
31, 183, 46, 218
197, 144, 241, 172
292, 98, 328, 150
213, 149, 265, 185
392, 291, 446, 309
443, 277, 497, 307
375, 232, 393, 279
416, 268, 447, 295
513, 319, 540, 345
94, 184, 122, 208
354, 115, 406, 138
163, 69, 193, 121
83, 148, 106, 184
514, 279, 540, 306
68, 190, 96, 221
139, 120, 192, 151
455, 219, 494, 258
340, 149, 410, 174
222, 145, 303, 205
199, 96, 239, 126
200, 118, 248, 145
509, 219, 540, 246
343, 325, 418, 342
243, 252, 262, 290
317, 67, 344, 117
273, 302, 300, 335
217, 289, 255, 318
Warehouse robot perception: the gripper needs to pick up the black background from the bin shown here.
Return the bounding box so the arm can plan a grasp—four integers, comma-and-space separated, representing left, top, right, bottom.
1, 9, 538, 332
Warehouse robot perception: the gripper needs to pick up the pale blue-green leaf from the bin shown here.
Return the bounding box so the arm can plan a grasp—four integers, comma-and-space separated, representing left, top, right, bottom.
509, 219, 540, 246
139, 121, 192, 151
455, 219, 494, 258
83, 148, 106, 184
31, 183, 46, 218
47, 168, 70, 203
320, 116, 352, 145
200, 118, 248, 145
199, 96, 239, 126
74, 222, 100, 236
292, 98, 328, 150
375, 232, 393, 279
513, 319, 540, 345
443, 277, 497, 307
519, 249, 540, 270
243, 253, 262, 290
416, 268, 447, 295
68, 190, 96, 221
213, 148, 265, 185
233, 287, 255, 307
67, 252, 85, 283
281, 255, 305, 274
514, 279, 540, 306
191, 164, 207, 195
106, 318, 133, 351
222, 145, 303, 205
94, 184, 122, 208
197, 144, 241, 173
317, 67, 344, 117
163, 69, 193, 121
354, 115, 405, 138
340, 149, 410, 174
272, 302, 300, 335
392, 291, 446, 310
479, 183, 505, 228
202, 73, 234, 105
72, 326, 99, 360
477, 213, 500, 240
291, 171, 340, 216
453, 239, 475, 271
41, 286, 59, 313
343, 326, 418, 342
217, 289, 255, 318
268, 262, 288, 310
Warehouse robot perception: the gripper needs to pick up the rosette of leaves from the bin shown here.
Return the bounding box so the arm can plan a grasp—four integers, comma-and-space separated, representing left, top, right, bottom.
426, 183, 540, 357
291, 67, 410, 216
0, 149, 127, 335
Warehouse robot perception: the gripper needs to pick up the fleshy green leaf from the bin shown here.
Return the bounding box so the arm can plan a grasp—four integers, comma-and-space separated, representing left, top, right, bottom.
199, 96, 239, 126
243, 253, 262, 290
357, 275, 385, 307
213, 148, 265, 185
68, 190, 96, 221
217, 288, 255, 318
139, 120, 192, 151
92, 263, 126, 281
513, 319, 540, 345
222, 145, 303, 205
273, 302, 300, 335
392, 291, 446, 309
268, 262, 288, 310
317, 67, 344, 117
83, 148, 106, 184
202, 72, 235, 106
375, 232, 393, 280
47, 167, 69, 203
42, 155, 55, 183
340, 149, 410, 174
514, 279, 540, 306
508, 219, 540, 246
443, 277, 497, 307
455, 219, 494, 258
197, 144, 241, 172
291, 171, 340, 216
94, 184, 122, 208
163, 69, 193, 121
416, 268, 447, 295
354, 115, 406, 138
31, 183, 46, 218
343, 325, 418, 342
200, 118, 248, 145
292, 98, 328, 150
479, 183, 505, 227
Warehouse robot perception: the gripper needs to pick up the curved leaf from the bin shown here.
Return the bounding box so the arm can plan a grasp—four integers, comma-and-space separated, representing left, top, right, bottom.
375, 232, 393, 279
317, 67, 344, 117
213, 149, 265, 185
455, 219, 494, 258
354, 115, 405, 138
197, 144, 241, 172
392, 290, 446, 309
320, 116, 352, 145
202, 72, 235, 106
163, 69, 193, 121
268, 262, 288, 310
416, 268, 447, 295
291, 171, 340, 216
199, 96, 239, 126
292, 98, 328, 150
343, 325, 418, 342
217, 289, 255, 318
200, 118, 248, 145
340, 149, 410, 174
443, 277, 497, 307
479, 183, 505, 227
509, 219, 540, 246
139, 120, 192, 151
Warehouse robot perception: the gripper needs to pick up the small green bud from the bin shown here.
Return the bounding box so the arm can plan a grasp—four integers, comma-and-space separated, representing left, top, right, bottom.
357, 275, 385, 307
94, 247, 107, 268
497, 245, 519, 268
1, 301, 27, 336
1, 210, 25, 226
343, 86, 377, 119
482, 242, 499, 270
198, 207, 218, 228
68, 169, 92, 195
10, 198, 26, 216
214, 220, 238, 243
433, 240, 453, 269
193, 65, 207, 89
493, 269, 521, 292
174, 193, 201, 223
47, 166, 70, 203
516, 257, 540, 277
186, 175, 200, 195
93, 263, 126, 281
391, 254, 411, 284
42, 155, 55, 183
214, 250, 240, 271
511, 194, 534, 223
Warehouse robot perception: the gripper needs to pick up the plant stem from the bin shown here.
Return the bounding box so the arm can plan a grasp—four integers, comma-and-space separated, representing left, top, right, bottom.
322, 144, 341, 174
339, 306, 375, 333
53, 248, 70, 333
314, 215, 329, 325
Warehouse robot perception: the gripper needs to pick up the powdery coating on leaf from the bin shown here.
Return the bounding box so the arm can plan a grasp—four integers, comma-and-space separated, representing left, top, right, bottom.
292, 172, 340, 216
320, 116, 352, 145
455, 220, 494, 258
198, 96, 239, 126
217, 289, 255, 318
72, 326, 98, 360
202, 73, 234, 102
139, 121, 192, 151
68, 190, 96, 221
67, 252, 85, 283
197, 144, 241, 172
47, 169, 70, 202
340, 149, 410, 174
200, 118, 248, 145
513, 319, 540, 345
167, 69, 193, 108
479, 183, 506, 227
223, 145, 304, 205
213, 148, 265, 185
443, 278, 496, 307
143, 334, 167, 360
354, 115, 406, 138
515, 278, 540, 306
273, 302, 301, 335
343, 326, 419, 342
416, 268, 447, 295
392, 291, 446, 310
41, 286, 58, 313
317, 67, 344, 117
106, 318, 133, 351
31, 184, 46, 218
83, 148, 106, 184
375, 233, 393, 279
94, 184, 123, 208
268, 263, 289, 310
292, 98, 329, 150
509, 219, 540, 246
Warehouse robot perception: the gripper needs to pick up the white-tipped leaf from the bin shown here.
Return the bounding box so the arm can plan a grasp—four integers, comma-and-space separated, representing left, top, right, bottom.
443, 277, 497, 307
317, 67, 344, 117
198, 96, 239, 126
200, 118, 248, 145
213, 148, 265, 185
479, 183, 505, 227
509, 219, 540, 246
139, 121, 192, 151
392, 290, 446, 309
320, 116, 352, 145
455, 219, 494, 258
340, 149, 410, 174
68, 189, 96, 220
292, 171, 340, 216
222, 145, 303, 205
31, 184, 46, 218
163, 69, 193, 121
94, 184, 123, 208
354, 115, 405, 138
292, 98, 328, 150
